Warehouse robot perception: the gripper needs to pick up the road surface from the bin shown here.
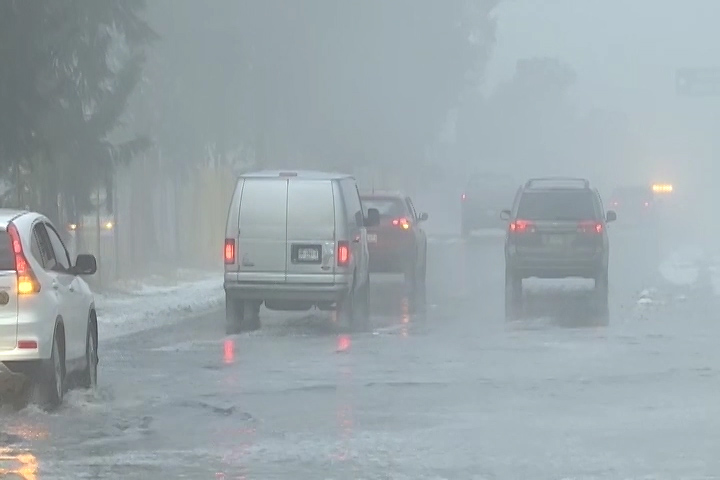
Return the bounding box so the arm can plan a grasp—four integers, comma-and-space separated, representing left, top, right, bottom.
1, 228, 719, 479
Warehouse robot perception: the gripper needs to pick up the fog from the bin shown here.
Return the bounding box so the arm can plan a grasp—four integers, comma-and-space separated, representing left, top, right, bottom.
3, 1, 720, 477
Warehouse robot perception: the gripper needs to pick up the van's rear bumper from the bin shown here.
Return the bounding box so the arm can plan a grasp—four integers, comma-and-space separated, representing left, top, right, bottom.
224, 281, 349, 303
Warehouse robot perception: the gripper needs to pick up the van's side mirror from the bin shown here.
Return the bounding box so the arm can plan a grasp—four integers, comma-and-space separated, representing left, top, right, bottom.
417, 212, 429, 222
500, 210, 511, 221
73, 254, 97, 275
365, 208, 380, 227
606, 210, 617, 222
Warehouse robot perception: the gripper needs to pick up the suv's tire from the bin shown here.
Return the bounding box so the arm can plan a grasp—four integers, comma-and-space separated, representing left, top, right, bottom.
36, 328, 65, 410
593, 267, 610, 315
79, 318, 98, 390
504, 266, 522, 320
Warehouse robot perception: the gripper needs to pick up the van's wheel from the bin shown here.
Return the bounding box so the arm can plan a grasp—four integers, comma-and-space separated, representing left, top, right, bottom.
35, 328, 65, 410
336, 290, 354, 328
225, 296, 245, 334
504, 266, 522, 320
243, 301, 261, 331
79, 318, 98, 389
352, 275, 371, 332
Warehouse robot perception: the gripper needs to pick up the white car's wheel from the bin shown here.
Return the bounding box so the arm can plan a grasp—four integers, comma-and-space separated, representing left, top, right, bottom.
80, 319, 98, 389
35, 329, 65, 410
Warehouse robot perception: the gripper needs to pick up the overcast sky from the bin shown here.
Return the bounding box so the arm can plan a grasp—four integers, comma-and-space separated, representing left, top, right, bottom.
486, 0, 720, 112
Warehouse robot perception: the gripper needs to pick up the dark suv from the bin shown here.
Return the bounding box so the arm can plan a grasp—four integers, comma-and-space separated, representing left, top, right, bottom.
501, 177, 617, 316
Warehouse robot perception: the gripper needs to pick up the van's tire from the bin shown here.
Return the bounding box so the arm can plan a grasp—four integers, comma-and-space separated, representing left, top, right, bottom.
352, 275, 371, 332
243, 301, 261, 331
79, 317, 98, 390
225, 296, 245, 334
35, 327, 65, 410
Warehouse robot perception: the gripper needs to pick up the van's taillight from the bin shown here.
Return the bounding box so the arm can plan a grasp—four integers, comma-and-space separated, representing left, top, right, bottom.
577, 221, 603, 234
224, 238, 236, 264
509, 219, 535, 234
8, 224, 40, 294
391, 217, 411, 230
337, 241, 350, 266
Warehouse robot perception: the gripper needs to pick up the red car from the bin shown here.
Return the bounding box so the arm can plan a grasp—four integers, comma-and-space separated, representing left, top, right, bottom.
360, 192, 428, 290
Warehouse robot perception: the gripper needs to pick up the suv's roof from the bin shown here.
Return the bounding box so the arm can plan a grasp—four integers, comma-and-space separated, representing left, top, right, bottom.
241, 169, 354, 181
523, 177, 590, 190
0, 209, 30, 228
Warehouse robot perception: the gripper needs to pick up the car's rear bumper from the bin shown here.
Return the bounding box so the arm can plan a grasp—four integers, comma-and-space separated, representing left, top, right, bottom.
507, 251, 605, 279
368, 248, 413, 273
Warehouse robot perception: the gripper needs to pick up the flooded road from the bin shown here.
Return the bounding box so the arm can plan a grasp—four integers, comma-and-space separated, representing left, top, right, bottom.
2, 229, 719, 479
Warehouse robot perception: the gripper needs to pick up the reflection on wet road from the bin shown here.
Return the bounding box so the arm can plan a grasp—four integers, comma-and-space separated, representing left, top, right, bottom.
2, 228, 719, 478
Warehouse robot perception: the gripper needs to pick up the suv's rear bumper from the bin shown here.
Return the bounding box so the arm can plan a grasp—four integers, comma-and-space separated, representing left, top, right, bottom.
507, 252, 605, 279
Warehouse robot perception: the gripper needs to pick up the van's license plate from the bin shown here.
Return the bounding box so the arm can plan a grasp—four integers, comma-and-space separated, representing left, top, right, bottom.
367, 234, 377, 243
298, 247, 320, 262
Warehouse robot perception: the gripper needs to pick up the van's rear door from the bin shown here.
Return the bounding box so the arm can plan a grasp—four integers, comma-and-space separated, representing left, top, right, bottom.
286, 179, 336, 283
0, 231, 18, 351
237, 178, 288, 283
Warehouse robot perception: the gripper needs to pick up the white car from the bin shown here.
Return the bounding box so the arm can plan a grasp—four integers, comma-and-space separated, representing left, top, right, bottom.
0, 209, 98, 409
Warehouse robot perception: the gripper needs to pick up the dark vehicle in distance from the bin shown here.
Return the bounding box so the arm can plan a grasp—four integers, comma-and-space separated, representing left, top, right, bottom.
461, 172, 517, 237
361, 192, 428, 294
501, 177, 616, 319
609, 185, 657, 229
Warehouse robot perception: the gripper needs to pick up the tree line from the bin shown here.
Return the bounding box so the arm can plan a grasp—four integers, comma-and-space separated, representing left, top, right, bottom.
0, 0, 627, 227
0, 0, 154, 224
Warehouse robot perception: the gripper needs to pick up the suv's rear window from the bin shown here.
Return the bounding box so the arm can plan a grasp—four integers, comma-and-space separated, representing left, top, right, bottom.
517, 190, 598, 221
362, 197, 406, 218
0, 232, 14, 270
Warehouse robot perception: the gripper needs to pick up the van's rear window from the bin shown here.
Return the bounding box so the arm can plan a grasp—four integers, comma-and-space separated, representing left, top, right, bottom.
0, 232, 14, 270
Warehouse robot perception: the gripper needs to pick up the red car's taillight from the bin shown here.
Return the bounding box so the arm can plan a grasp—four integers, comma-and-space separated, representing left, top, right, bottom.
391, 217, 411, 230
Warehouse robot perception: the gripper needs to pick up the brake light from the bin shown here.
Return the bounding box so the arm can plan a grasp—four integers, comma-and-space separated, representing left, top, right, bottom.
391, 217, 411, 230
461, 193, 467, 201
7, 224, 40, 294
337, 241, 350, 266
509, 219, 535, 233
577, 221, 603, 234
644, 201, 650, 207
224, 238, 235, 264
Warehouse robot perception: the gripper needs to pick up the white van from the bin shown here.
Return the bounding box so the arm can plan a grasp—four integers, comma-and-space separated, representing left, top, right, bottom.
223, 170, 380, 333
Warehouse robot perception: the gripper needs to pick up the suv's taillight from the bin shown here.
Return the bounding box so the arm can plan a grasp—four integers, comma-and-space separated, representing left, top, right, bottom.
8, 224, 40, 294
577, 221, 603, 234
224, 238, 236, 264
337, 241, 350, 266
509, 219, 535, 233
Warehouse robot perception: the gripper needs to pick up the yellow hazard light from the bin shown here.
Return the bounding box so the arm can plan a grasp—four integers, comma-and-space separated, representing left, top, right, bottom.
652, 183, 673, 193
